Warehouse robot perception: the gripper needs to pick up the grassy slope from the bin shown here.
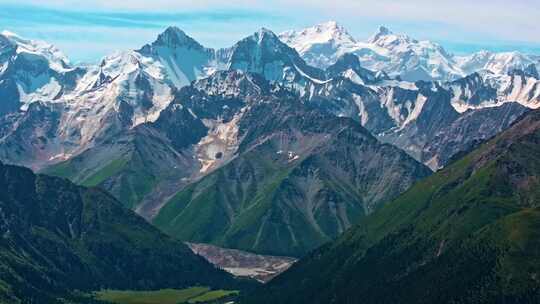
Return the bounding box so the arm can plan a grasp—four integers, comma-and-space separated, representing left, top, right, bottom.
152, 150, 307, 255
0, 162, 243, 304
242, 110, 540, 304
95, 287, 239, 304
152, 143, 371, 257
153, 106, 430, 257
43, 150, 158, 210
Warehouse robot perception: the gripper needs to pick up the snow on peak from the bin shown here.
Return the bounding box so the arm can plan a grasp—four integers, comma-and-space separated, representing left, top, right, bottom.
282, 23, 467, 81
309, 21, 352, 38
318, 20, 339, 29
367, 26, 418, 49
1, 30, 18, 38
0, 30, 72, 72
149, 26, 206, 51
279, 21, 357, 52
368, 26, 393, 42
457, 50, 539, 76
253, 28, 280, 44
278, 21, 357, 69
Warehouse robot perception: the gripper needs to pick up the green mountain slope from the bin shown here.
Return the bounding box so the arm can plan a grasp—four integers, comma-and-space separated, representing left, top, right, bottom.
0, 162, 242, 304
42, 124, 201, 210
242, 109, 540, 303
153, 98, 431, 257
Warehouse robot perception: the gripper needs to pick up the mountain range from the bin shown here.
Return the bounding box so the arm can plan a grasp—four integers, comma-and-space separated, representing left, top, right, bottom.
1, 21, 540, 257
280, 21, 540, 81
1, 17, 540, 304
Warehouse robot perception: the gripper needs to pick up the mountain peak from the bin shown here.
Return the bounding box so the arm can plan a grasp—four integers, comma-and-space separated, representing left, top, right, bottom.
0, 30, 71, 71
315, 21, 342, 31
256, 27, 279, 40
377, 26, 392, 35
151, 26, 205, 50
244, 27, 282, 46
1, 30, 18, 38
368, 25, 395, 43
326, 53, 381, 84
163, 26, 188, 37
285, 21, 355, 42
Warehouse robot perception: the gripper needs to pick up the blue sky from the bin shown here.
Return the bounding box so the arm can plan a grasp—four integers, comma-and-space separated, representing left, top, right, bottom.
2, 0, 540, 63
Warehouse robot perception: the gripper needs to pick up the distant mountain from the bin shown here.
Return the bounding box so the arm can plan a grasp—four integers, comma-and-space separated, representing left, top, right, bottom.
0, 26, 537, 222
0, 28, 199, 170
280, 22, 464, 81
36, 26, 539, 216
221, 28, 326, 84
299, 56, 533, 170
279, 21, 359, 71
281, 22, 540, 82
0, 30, 85, 117
242, 108, 540, 304
0, 161, 241, 304
0, 27, 326, 171
457, 50, 540, 76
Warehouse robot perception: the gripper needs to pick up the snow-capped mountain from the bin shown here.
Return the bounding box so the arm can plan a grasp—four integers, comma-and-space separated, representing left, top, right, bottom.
137, 26, 216, 88
0, 26, 328, 170
0, 28, 211, 169
280, 22, 465, 81
446, 68, 540, 113
362, 26, 464, 81
0, 22, 540, 178
457, 51, 540, 76
0, 31, 85, 116
279, 21, 359, 69
221, 28, 327, 86
298, 55, 536, 169
281, 22, 540, 82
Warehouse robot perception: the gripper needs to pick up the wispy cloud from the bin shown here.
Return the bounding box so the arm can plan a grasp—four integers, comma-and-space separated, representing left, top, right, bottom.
0, 4, 277, 29
1, 1, 539, 62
